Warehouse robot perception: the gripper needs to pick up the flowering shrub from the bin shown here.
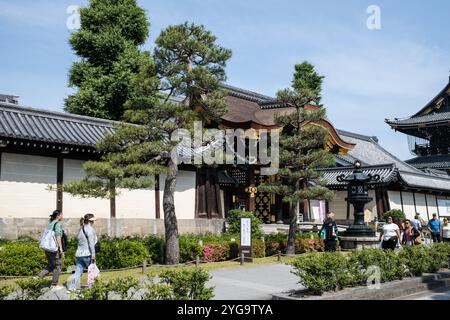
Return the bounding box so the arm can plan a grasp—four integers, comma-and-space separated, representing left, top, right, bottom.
202, 243, 230, 262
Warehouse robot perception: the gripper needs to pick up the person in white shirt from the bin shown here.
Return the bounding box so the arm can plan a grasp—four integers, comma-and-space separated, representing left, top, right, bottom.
379, 216, 401, 250
411, 214, 422, 231
440, 218, 450, 243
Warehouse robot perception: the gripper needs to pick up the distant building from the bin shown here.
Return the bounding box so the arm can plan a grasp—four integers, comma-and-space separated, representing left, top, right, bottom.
0, 94, 19, 105
386, 77, 450, 175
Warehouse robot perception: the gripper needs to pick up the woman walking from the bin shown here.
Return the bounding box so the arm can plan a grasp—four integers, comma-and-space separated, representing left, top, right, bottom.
402, 220, 420, 246
67, 214, 98, 292
36, 210, 64, 290
441, 218, 450, 243
379, 216, 401, 250
319, 212, 338, 252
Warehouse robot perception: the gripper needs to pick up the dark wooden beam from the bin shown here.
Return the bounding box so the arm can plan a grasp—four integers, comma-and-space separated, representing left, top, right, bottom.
110, 181, 116, 219
155, 174, 161, 219
56, 157, 63, 212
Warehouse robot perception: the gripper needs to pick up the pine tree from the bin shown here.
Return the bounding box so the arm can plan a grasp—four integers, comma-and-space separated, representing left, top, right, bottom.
258, 62, 335, 255
65, 0, 149, 120
64, 22, 231, 265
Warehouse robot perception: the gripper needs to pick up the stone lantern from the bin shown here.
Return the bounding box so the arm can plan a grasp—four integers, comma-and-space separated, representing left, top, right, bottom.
337, 160, 380, 250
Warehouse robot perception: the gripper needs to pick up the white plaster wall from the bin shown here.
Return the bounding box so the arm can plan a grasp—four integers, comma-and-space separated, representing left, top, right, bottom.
159, 171, 196, 219
436, 197, 450, 217
388, 191, 402, 211
309, 200, 320, 221
402, 192, 416, 220
414, 193, 428, 219
116, 187, 155, 219
0, 153, 57, 218
62, 159, 110, 219
426, 194, 439, 220
328, 191, 348, 220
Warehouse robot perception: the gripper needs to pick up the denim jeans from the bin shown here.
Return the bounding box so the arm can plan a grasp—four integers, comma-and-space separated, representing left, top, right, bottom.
68, 256, 91, 290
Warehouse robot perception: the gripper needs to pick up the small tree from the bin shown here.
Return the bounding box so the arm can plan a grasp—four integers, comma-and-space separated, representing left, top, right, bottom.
65, 0, 149, 120
259, 62, 335, 255
64, 22, 231, 265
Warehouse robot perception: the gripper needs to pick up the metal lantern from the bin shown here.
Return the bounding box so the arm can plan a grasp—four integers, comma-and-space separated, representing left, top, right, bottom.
337, 160, 380, 237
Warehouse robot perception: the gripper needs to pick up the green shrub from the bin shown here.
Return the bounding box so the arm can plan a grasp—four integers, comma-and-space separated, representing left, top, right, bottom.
348, 248, 406, 283
107, 276, 141, 300
179, 235, 203, 263
383, 209, 406, 222
0, 285, 12, 300
74, 278, 110, 300
15, 278, 51, 300
226, 210, 262, 239
141, 235, 165, 264
290, 252, 353, 295
202, 243, 230, 262
0, 242, 46, 276
95, 239, 151, 269
159, 268, 214, 300
252, 239, 265, 258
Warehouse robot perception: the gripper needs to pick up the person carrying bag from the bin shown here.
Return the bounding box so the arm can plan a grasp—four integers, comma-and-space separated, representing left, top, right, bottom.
36, 210, 64, 290
67, 213, 99, 293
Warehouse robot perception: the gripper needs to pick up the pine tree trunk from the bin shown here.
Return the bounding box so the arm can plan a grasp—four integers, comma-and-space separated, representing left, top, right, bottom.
163, 158, 180, 265
287, 179, 300, 255
286, 202, 297, 255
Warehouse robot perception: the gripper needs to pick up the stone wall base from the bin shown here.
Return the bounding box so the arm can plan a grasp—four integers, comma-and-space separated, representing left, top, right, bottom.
339, 236, 380, 250
0, 218, 226, 240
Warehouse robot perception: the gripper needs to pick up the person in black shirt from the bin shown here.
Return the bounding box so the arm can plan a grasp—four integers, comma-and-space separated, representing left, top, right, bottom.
319, 212, 338, 252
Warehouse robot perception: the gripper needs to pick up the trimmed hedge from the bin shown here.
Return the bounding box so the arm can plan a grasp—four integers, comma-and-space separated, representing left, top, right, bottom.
291, 243, 450, 295
264, 233, 324, 256
0, 242, 47, 276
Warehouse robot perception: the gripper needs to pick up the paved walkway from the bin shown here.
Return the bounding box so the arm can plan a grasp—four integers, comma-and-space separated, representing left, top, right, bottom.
207, 264, 301, 300
396, 287, 450, 300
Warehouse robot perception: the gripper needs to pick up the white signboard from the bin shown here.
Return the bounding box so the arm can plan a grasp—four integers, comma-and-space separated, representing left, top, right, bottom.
437, 199, 450, 216
240, 217, 252, 247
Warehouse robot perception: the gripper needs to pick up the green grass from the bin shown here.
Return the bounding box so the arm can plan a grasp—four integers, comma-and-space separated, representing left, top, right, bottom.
0, 255, 299, 289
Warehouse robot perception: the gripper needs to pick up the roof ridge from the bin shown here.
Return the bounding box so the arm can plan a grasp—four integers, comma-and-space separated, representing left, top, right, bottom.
336, 129, 378, 142
220, 83, 274, 102
411, 80, 450, 118
0, 103, 116, 127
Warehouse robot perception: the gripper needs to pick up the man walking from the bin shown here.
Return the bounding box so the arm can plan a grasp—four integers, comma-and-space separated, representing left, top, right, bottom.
428, 213, 441, 243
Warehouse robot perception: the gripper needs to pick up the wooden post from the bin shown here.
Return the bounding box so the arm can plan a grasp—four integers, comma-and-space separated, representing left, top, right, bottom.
277, 250, 281, 262
196, 255, 200, 268
142, 260, 147, 274
240, 252, 244, 265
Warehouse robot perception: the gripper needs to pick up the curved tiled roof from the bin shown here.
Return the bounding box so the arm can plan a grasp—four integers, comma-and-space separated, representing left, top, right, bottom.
406, 154, 450, 170
0, 103, 116, 147
385, 111, 450, 127
321, 164, 398, 188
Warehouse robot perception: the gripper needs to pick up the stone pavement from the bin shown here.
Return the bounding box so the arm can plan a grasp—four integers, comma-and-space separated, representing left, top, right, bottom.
394, 287, 450, 300
207, 264, 301, 300
4, 263, 301, 300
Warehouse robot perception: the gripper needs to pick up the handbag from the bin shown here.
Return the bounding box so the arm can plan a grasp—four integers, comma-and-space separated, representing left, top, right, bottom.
82, 226, 100, 254
39, 222, 59, 253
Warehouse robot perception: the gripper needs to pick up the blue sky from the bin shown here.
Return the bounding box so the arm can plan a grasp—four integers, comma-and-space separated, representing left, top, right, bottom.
0, 0, 449, 160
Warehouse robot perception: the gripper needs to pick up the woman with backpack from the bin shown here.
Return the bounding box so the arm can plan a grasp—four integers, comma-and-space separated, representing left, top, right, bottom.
36, 210, 64, 290
319, 212, 339, 252
402, 219, 421, 246
67, 213, 98, 292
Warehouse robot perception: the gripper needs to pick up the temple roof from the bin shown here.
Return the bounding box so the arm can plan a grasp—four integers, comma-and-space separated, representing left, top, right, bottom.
406, 154, 450, 170
385, 111, 450, 128
324, 129, 450, 192
386, 78, 450, 129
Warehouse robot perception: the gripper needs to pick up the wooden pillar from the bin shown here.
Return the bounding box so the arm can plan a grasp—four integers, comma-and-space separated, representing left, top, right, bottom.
110, 180, 116, 218
155, 174, 161, 219
56, 157, 63, 212
248, 167, 255, 212
303, 179, 310, 221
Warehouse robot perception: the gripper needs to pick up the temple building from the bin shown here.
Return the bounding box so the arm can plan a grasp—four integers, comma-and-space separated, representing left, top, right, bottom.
2, 83, 450, 239
386, 77, 450, 175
